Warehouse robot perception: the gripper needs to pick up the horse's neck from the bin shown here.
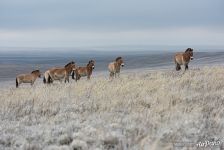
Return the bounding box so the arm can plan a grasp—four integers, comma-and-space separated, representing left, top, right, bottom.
115, 62, 121, 70
65, 67, 72, 73
87, 65, 93, 73
184, 52, 191, 60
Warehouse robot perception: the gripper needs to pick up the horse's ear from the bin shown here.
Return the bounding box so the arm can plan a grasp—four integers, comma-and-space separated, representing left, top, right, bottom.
31, 70, 39, 73
89, 60, 94, 64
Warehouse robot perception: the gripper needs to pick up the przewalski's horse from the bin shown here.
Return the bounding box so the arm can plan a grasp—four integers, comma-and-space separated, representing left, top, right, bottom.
108, 57, 124, 78
174, 48, 194, 71
43, 61, 75, 84
16, 70, 41, 88
72, 60, 95, 81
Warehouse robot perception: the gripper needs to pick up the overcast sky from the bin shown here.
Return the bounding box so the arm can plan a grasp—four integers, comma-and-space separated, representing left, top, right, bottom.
0, 0, 224, 50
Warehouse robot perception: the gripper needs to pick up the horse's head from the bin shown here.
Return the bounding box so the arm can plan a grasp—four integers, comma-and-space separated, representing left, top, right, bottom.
116, 57, 124, 67
31, 70, 41, 78
71, 64, 76, 70
185, 48, 194, 60
88, 60, 95, 69
72, 65, 77, 71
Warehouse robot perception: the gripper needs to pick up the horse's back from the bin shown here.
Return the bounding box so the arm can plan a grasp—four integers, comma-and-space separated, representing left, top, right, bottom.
17, 74, 33, 82
76, 67, 87, 76
17, 73, 30, 79
49, 67, 66, 76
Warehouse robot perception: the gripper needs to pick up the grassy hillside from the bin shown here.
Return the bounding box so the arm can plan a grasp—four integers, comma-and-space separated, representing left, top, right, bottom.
0, 67, 224, 150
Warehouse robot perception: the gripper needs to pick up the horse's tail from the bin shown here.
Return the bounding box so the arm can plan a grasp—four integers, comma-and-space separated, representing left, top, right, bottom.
48, 75, 52, 83
43, 71, 48, 83
16, 78, 18, 88
43, 71, 52, 84
174, 55, 181, 71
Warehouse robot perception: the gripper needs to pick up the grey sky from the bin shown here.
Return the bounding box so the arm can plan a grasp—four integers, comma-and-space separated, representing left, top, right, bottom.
0, 0, 224, 49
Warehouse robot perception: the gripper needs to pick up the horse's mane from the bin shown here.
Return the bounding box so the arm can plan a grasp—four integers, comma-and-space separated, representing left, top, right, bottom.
64, 61, 75, 67
115, 57, 122, 61
31, 70, 40, 74
88, 60, 94, 64
185, 48, 193, 53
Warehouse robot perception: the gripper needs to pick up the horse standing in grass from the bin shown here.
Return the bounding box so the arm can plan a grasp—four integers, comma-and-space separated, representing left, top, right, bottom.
43, 61, 75, 84
72, 60, 95, 81
108, 57, 124, 78
174, 48, 194, 71
16, 70, 41, 88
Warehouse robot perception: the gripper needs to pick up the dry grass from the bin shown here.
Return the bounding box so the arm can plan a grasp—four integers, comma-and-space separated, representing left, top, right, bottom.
0, 67, 224, 150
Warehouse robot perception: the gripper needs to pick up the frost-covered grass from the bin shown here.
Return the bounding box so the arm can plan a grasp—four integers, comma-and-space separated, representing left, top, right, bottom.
0, 67, 224, 150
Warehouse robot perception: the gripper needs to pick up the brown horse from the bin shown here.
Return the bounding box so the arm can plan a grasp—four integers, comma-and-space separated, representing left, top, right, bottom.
43, 61, 75, 84
108, 57, 124, 78
174, 48, 194, 71
16, 70, 41, 88
72, 60, 95, 81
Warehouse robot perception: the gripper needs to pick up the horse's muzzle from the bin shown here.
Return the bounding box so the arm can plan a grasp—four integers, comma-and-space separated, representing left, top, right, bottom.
92, 66, 95, 69
190, 57, 194, 60
121, 63, 124, 67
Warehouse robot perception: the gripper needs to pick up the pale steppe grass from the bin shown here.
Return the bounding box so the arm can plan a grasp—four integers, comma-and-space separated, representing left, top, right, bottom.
0, 67, 224, 150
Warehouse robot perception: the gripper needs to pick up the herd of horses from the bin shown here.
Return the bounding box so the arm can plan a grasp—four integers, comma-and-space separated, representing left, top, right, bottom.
15, 48, 193, 88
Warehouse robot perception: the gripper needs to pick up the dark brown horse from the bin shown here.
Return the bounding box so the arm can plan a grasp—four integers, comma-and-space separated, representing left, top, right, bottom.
174, 48, 194, 71
16, 70, 41, 88
108, 57, 124, 78
43, 61, 75, 83
72, 60, 95, 81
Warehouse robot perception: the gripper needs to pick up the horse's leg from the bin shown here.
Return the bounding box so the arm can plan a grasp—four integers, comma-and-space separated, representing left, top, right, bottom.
117, 72, 120, 78
59, 79, 62, 83
87, 74, 90, 80
176, 63, 181, 71
78, 75, 81, 80
67, 76, 69, 83
49, 77, 53, 83
64, 73, 67, 83
72, 71, 75, 80
66, 72, 70, 83
76, 74, 81, 81
65, 75, 69, 83
16, 78, 19, 88
109, 72, 113, 79
113, 73, 115, 78
48, 73, 53, 84
31, 81, 34, 86
185, 64, 189, 71
76, 73, 78, 82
